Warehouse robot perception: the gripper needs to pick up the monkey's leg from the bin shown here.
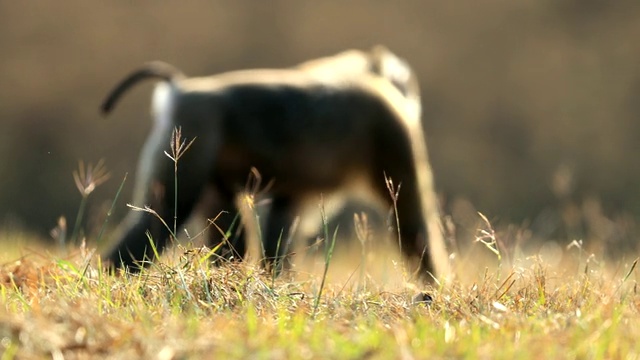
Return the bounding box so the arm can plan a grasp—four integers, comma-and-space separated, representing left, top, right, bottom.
373, 172, 435, 278
105, 138, 216, 271
372, 128, 436, 278
104, 210, 166, 271
262, 195, 297, 274
397, 185, 435, 278
105, 188, 206, 271
204, 188, 247, 264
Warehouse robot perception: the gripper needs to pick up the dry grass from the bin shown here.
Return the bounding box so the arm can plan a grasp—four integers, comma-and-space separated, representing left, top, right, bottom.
3, 140, 639, 358
0, 234, 638, 359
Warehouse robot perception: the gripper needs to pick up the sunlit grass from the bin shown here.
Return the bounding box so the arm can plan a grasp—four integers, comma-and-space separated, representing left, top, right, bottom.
3, 129, 638, 358
0, 231, 638, 359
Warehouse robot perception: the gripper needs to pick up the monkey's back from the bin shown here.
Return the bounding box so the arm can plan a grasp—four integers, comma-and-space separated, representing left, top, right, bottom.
171, 70, 412, 192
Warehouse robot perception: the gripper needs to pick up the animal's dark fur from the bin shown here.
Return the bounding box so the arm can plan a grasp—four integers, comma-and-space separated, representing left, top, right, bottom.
101, 47, 446, 279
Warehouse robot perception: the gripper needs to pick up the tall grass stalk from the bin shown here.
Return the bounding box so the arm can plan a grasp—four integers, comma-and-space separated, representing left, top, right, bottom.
384, 174, 402, 256
96, 173, 128, 244
164, 127, 196, 238
271, 229, 285, 288
71, 195, 88, 245
267, 215, 300, 288
313, 196, 338, 317
71, 159, 110, 245
476, 212, 501, 262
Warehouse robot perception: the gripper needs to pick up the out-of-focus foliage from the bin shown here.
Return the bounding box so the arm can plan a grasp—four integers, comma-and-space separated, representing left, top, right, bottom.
1, 1, 639, 251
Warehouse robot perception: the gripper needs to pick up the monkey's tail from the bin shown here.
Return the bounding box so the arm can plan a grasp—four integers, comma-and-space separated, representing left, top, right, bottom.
101, 61, 185, 115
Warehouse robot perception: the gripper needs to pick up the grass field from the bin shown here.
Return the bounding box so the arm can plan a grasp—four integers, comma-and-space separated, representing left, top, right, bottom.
1, 157, 638, 359
0, 226, 638, 359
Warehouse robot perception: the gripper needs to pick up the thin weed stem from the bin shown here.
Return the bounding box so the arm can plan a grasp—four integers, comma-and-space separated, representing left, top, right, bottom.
476, 212, 501, 262
96, 173, 128, 244
71, 159, 110, 245
71, 197, 88, 245
271, 229, 284, 288
164, 127, 196, 238
313, 195, 337, 318
384, 173, 403, 267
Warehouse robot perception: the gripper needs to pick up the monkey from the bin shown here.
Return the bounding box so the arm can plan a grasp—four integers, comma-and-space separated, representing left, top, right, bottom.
286, 46, 424, 256
100, 47, 448, 280
297, 46, 421, 119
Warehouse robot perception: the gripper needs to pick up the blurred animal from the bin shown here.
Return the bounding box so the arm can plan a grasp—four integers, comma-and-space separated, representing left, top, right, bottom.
100, 46, 447, 280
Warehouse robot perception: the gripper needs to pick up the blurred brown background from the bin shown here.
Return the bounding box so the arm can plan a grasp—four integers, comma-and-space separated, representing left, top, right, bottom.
1, 1, 639, 253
